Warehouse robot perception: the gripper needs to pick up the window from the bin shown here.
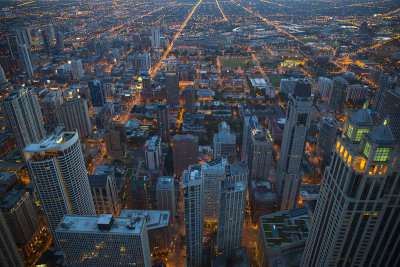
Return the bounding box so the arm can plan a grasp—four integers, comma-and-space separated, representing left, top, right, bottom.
346, 124, 354, 139
373, 147, 390, 162
363, 142, 371, 158
355, 129, 369, 142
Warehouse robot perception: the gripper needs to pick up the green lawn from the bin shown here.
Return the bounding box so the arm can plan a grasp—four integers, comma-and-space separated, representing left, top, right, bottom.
268, 75, 284, 88
220, 58, 254, 69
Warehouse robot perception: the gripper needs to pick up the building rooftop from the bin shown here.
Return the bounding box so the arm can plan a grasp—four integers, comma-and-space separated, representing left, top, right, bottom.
202, 157, 228, 170
119, 209, 170, 230
156, 177, 174, 190
293, 79, 311, 98
350, 108, 373, 126
146, 136, 160, 150
368, 123, 395, 145
57, 214, 145, 234
0, 190, 26, 210
227, 161, 249, 177
221, 181, 245, 193
252, 181, 277, 201
88, 174, 109, 188
24, 131, 77, 153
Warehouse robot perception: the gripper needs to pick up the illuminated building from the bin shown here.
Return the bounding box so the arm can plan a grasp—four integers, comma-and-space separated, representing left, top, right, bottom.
41, 90, 64, 127
3, 88, 46, 154
24, 130, 95, 247
56, 214, 151, 267
276, 80, 313, 211
60, 98, 92, 138
301, 109, 400, 266
88, 174, 121, 216
216, 181, 246, 257
0, 210, 23, 267
213, 122, 236, 163
173, 134, 199, 177
151, 27, 161, 49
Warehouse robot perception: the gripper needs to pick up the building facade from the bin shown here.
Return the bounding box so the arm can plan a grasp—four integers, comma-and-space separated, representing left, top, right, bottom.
213, 122, 236, 163
173, 134, 199, 177
88, 174, 121, 216
60, 98, 92, 138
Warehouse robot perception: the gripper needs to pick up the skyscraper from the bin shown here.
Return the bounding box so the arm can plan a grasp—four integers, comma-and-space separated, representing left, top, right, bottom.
156, 103, 170, 142
182, 165, 203, 267
0, 210, 24, 267
56, 214, 151, 267
173, 134, 199, 177
301, 109, 400, 267
185, 84, 196, 113
213, 121, 236, 163
151, 27, 161, 49
17, 44, 34, 78
88, 174, 121, 216
328, 76, 348, 113
88, 79, 106, 107
145, 136, 161, 170
156, 177, 176, 221
216, 181, 246, 257
60, 98, 92, 138
24, 130, 96, 244
141, 53, 151, 72
41, 90, 64, 126
0, 64, 7, 84
3, 88, 46, 154
317, 116, 338, 165
317, 77, 333, 99
104, 129, 125, 160
166, 71, 180, 106
276, 80, 313, 211
55, 27, 64, 52
71, 59, 84, 80
41, 29, 51, 55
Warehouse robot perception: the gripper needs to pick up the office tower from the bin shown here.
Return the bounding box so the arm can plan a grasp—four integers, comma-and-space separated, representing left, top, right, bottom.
301, 109, 400, 266
276, 80, 313, 211
249, 180, 277, 225
47, 24, 55, 40
56, 214, 151, 267
151, 27, 161, 49
41, 90, 64, 126
41, 29, 51, 55
120, 209, 171, 254
12, 27, 32, 46
317, 116, 338, 165
185, 84, 196, 113
17, 44, 34, 78
156, 103, 170, 142
328, 76, 348, 113
369, 68, 383, 84
89, 79, 106, 107
130, 174, 154, 210
241, 116, 252, 161
71, 59, 84, 80
258, 208, 310, 267
0, 210, 24, 267
55, 27, 64, 51
141, 76, 151, 92
88, 174, 121, 216
60, 98, 92, 138
346, 84, 367, 103
156, 177, 176, 221
216, 181, 246, 258
3, 88, 46, 154
182, 165, 204, 267
145, 136, 161, 170
0, 190, 41, 249
0, 64, 6, 84
24, 131, 96, 243
373, 78, 400, 143
213, 121, 236, 163
94, 38, 101, 56
141, 53, 151, 72
100, 36, 110, 57
317, 77, 333, 99
166, 71, 180, 106
173, 134, 199, 177
280, 78, 300, 95
247, 121, 273, 181
104, 129, 125, 160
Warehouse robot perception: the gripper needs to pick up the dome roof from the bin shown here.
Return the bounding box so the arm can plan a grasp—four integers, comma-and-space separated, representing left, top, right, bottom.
350, 109, 373, 126
368, 124, 395, 145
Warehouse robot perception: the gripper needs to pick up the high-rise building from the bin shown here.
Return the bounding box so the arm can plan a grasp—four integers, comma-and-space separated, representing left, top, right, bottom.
17, 44, 34, 78
276, 80, 313, 211
0, 210, 24, 267
3, 88, 46, 154
156, 103, 170, 142
156, 177, 176, 221
151, 27, 161, 49
317, 77, 333, 99
173, 134, 199, 177
216, 181, 246, 257
24, 130, 96, 244
71, 59, 84, 80
280, 78, 300, 95
166, 71, 180, 106
88, 174, 121, 216
104, 130, 125, 160
47, 24, 56, 40
213, 121, 236, 163
328, 76, 348, 113
185, 84, 196, 113
88, 79, 106, 107
373, 78, 400, 143
141, 53, 151, 72
55, 27, 64, 52
249, 180, 277, 225
302, 109, 400, 266
0, 64, 7, 84
182, 165, 203, 267
56, 214, 151, 267
0, 190, 41, 250
41, 29, 51, 55
12, 27, 32, 46
60, 98, 92, 138
145, 136, 161, 170
41, 90, 64, 126
317, 116, 338, 165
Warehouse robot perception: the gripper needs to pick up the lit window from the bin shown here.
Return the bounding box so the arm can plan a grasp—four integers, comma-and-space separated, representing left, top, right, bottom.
336, 141, 341, 152
378, 165, 388, 175
346, 125, 353, 139
355, 129, 369, 142
373, 147, 390, 162
363, 142, 371, 158
347, 155, 352, 167
340, 145, 344, 156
